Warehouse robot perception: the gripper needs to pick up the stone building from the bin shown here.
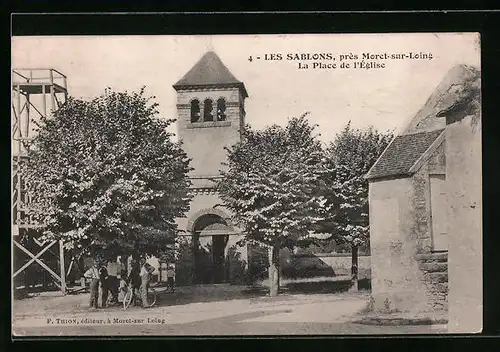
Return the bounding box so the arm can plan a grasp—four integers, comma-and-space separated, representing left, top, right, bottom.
435, 67, 481, 332
172, 51, 249, 284
365, 64, 480, 314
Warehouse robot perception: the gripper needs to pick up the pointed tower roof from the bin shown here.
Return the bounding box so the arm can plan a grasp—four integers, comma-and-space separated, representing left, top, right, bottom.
173, 51, 248, 98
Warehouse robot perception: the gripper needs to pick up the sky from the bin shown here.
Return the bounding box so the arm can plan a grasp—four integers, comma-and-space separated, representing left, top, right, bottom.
12, 33, 480, 144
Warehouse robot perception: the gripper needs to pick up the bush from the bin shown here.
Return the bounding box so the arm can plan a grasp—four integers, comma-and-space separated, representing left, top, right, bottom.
246, 244, 269, 284
175, 237, 195, 285
226, 245, 247, 284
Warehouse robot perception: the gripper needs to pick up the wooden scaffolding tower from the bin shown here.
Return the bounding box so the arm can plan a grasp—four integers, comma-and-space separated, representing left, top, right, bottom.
12, 68, 71, 295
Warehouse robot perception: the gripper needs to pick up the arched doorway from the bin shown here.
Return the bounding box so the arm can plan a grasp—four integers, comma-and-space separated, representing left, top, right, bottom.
192, 213, 234, 284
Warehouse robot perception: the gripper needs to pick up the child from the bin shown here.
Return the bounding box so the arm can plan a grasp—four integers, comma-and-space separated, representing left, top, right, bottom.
83, 260, 100, 309
118, 270, 128, 303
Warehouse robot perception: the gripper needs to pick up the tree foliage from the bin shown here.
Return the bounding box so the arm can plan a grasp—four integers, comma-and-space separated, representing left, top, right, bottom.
319, 122, 393, 250
218, 113, 328, 250
218, 113, 329, 295
25, 88, 192, 260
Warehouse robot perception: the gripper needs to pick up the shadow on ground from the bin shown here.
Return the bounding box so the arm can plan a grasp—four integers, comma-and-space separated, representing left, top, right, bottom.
154, 286, 266, 307
12, 277, 372, 318
281, 278, 371, 294
154, 278, 371, 307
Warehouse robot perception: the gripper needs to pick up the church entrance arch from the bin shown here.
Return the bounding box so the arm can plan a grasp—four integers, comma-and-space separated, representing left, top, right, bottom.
190, 210, 235, 284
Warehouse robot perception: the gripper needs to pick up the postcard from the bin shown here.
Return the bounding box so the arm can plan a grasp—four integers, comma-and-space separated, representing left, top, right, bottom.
12, 32, 481, 336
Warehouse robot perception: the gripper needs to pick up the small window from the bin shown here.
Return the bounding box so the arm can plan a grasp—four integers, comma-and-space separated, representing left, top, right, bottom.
203, 99, 214, 122
191, 99, 201, 123
217, 98, 226, 121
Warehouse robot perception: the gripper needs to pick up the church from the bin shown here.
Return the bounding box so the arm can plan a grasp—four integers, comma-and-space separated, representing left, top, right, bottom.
170, 51, 250, 284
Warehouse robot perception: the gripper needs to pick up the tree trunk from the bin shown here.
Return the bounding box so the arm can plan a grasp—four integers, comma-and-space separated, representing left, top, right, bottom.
350, 245, 359, 292
269, 245, 280, 297
78, 256, 85, 278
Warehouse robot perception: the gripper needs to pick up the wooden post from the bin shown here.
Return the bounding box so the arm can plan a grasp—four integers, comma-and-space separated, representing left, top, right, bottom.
59, 240, 66, 295
15, 86, 22, 226
16, 86, 21, 138
269, 245, 280, 297
24, 94, 30, 140
158, 261, 162, 282
42, 84, 47, 118
50, 85, 56, 113
350, 245, 359, 292
49, 70, 56, 112
66, 258, 74, 284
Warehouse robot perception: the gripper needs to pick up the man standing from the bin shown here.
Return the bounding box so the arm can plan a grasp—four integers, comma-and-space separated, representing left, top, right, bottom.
127, 259, 141, 306
84, 260, 100, 309
99, 262, 109, 308
106, 259, 120, 305
139, 258, 155, 308
166, 265, 176, 292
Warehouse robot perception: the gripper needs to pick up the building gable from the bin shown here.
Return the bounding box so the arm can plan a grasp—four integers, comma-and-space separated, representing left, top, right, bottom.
366, 64, 478, 181
366, 129, 444, 180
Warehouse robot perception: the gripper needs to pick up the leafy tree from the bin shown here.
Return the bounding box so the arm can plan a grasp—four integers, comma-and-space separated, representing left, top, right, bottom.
218, 113, 328, 296
25, 88, 192, 261
319, 122, 393, 290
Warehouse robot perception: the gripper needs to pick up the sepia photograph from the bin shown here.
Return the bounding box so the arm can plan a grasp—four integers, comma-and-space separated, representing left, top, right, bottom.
11, 32, 481, 336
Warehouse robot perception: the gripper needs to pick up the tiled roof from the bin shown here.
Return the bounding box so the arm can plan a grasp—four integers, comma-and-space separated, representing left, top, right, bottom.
173, 51, 248, 97
366, 129, 444, 180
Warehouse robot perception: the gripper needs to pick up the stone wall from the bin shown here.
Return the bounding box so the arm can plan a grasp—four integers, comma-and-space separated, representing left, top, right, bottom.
416, 252, 448, 311
427, 139, 446, 174
176, 87, 244, 177
369, 140, 448, 313
306, 254, 371, 277
368, 177, 430, 313
407, 138, 449, 312
175, 192, 225, 233
411, 137, 446, 254
411, 169, 433, 253
446, 113, 482, 333
174, 192, 248, 281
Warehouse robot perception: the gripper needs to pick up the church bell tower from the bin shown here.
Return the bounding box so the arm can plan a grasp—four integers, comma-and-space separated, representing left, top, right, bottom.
173, 51, 248, 180
172, 51, 249, 284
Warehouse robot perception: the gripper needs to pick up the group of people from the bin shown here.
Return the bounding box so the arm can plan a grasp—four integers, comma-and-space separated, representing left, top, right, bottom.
83, 257, 155, 309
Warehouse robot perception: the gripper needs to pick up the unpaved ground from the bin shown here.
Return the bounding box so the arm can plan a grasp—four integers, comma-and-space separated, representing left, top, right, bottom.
12, 290, 448, 336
